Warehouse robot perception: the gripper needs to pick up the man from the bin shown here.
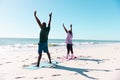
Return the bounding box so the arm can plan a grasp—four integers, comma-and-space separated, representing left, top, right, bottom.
63, 24, 74, 59
34, 11, 52, 67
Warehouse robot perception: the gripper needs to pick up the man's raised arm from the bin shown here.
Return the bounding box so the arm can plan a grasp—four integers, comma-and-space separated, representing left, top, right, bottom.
48, 12, 52, 27
34, 11, 42, 28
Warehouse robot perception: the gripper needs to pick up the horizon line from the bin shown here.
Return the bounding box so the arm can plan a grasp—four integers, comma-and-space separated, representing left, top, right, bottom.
0, 37, 120, 41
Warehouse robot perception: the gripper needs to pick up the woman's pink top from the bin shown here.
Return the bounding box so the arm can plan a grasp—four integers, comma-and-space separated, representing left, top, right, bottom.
65, 32, 73, 44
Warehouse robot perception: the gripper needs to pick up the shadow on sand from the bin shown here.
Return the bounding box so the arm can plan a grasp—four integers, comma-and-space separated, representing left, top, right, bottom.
54, 64, 110, 80
76, 58, 105, 64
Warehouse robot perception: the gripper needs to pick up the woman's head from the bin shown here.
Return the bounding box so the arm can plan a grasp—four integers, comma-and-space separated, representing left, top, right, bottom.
68, 30, 72, 35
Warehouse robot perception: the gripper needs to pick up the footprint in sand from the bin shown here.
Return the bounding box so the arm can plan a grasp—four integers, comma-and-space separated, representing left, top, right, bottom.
33, 77, 44, 79
115, 68, 120, 70
21, 58, 29, 62
25, 58, 29, 60
21, 60, 25, 62
22, 64, 29, 67
31, 62, 37, 65
15, 76, 25, 79
52, 74, 61, 77
0, 64, 3, 65
5, 62, 12, 64
40, 77, 44, 79
74, 73, 79, 75
33, 77, 38, 79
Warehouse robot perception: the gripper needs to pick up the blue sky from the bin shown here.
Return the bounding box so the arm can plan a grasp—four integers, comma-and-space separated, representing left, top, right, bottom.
0, 0, 120, 40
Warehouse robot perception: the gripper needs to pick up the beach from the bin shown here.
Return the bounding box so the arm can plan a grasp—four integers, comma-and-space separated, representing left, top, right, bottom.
0, 40, 120, 80
1, 0, 120, 79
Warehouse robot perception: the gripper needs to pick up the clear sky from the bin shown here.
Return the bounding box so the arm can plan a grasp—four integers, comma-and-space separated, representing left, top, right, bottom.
0, 0, 120, 40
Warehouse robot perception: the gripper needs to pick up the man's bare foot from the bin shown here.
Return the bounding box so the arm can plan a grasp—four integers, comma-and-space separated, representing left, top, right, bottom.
49, 61, 52, 64
36, 64, 39, 67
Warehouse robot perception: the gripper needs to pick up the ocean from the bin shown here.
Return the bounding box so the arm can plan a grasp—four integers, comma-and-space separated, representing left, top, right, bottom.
0, 38, 120, 46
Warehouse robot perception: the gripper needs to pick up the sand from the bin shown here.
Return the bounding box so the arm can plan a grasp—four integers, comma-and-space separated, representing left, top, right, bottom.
0, 43, 120, 80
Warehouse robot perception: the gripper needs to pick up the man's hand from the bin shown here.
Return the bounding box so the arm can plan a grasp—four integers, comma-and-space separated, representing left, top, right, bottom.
49, 12, 52, 17
34, 10, 37, 16
70, 24, 72, 28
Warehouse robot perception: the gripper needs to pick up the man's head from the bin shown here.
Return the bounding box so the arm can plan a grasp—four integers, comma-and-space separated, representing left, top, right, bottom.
42, 22, 46, 28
